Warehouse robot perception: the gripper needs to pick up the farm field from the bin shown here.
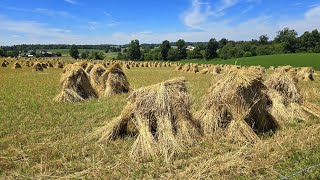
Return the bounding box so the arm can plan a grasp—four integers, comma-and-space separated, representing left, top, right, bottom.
0, 58, 320, 179
41, 49, 118, 59
181, 53, 320, 70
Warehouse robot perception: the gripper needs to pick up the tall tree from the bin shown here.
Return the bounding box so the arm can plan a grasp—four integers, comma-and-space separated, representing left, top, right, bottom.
176, 39, 185, 50
259, 35, 269, 45
205, 38, 219, 60
299, 29, 320, 52
0, 48, 6, 57
176, 39, 187, 59
168, 48, 179, 61
69, 44, 79, 59
90, 51, 105, 60
219, 38, 228, 49
127, 40, 141, 60
80, 50, 90, 59
275, 28, 298, 53
160, 40, 171, 61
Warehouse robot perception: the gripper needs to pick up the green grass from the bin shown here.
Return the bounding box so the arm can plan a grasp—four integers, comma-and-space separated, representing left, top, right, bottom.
0, 64, 319, 179
180, 53, 320, 70
276, 146, 320, 179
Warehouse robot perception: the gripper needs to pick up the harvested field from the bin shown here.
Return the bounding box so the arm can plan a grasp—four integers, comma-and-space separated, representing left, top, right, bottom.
0, 60, 320, 179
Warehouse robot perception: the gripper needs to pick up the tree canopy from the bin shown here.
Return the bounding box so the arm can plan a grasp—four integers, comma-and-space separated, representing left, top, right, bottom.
127, 40, 142, 60
69, 44, 79, 59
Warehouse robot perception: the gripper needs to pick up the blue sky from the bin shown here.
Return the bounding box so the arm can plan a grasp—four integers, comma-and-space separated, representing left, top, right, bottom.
0, 0, 320, 45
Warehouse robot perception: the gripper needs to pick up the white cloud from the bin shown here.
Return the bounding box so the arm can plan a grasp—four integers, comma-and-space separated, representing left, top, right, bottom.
0, 5, 75, 18
279, 5, 320, 34
88, 21, 99, 30
1, 5, 320, 45
219, 0, 238, 11
309, 3, 320, 8
182, 0, 213, 29
34, 8, 74, 18
292, 2, 303, 6
64, 0, 77, 5
103, 11, 112, 17
182, 0, 248, 29
106, 21, 120, 27
61, 5, 319, 45
241, 5, 254, 14
11, 34, 21, 38
139, 31, 153, 34
0, 16, 72, 38
305, 5, 320, 20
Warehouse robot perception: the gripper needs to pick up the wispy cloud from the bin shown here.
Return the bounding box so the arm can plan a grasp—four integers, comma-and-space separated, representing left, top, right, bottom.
182, 0, 257, 29
102, 11, 112, 17
241, 4, 254, 14
64, 0, 78, 5
182, 0, 214, 29
88, 21, 99, 30
0, 15, 71, 38
309, 3, 320, 8
86, 20, 120, 30
1, 2, 319, 45
34, 8, 75, 18
106, 21, 120, 27
218, 0, 238, 13
291, 2, 303, 6
83, 10, 120, 30
0, 5, 75, 18
305, 5, 320, 20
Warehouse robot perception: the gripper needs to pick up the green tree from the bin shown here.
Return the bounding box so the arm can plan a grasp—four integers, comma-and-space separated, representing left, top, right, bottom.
69, 44, 79, 59
176, 39, 185, 50
80, 50, 90, 59
314, 45, 320, 53
179, 47, 187, 60
149, 48, 161, 60
176, 39, 187, 59
127, 40, 141, 60
144, 53, 153, 61
299, 29, 320, 52
105, 46, 110, 53
7, 51, 19, 57
205, 38, 219, 60
256, 45, 271, 56
168, 48, 179, 61
187, 43, 206, 59
160, 40, 171, 61
243, 51, 252, 57
231, 46, 244, 58
259, 35, 269, 45
117, 52, 123, 60
219, 43, 231, 59
56, 52, 62, 57
275, 28, 298, 53
90, 51, 105, 60
271, 43, 285, 54
219, 38, 228, 49
219, 43, 244, 59
0, 48, 7, 57
30, 50, 36, 56
143, 46, 151, 54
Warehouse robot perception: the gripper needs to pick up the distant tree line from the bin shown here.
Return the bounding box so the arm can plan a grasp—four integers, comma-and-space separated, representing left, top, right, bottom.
117, 28, 320, 61
1, 28, 319, 60
1, 44, 117, 52
69, 44, 105, 60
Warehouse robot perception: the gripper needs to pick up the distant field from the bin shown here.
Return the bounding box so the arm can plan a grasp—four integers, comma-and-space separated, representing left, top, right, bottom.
180, 53, 320, 70
41, 49, 118, 60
